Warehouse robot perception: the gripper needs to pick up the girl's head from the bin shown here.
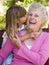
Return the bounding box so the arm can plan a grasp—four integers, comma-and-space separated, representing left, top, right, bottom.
6, 5, 26, 36
27, 3, 48, 32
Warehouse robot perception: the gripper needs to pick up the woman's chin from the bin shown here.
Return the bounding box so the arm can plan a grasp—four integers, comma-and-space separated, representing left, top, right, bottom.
27, 28, 34, 32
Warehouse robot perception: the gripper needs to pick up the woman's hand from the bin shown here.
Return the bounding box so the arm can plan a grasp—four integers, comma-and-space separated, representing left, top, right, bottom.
9, 32, 21, 48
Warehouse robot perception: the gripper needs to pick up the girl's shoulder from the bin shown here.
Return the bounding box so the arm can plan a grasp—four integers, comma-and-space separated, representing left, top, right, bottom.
2, 32, 8, 39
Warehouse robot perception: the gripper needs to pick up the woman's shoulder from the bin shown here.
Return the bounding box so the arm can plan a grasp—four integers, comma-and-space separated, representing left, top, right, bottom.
43, 32, 49, 38
44, 32, 49, 35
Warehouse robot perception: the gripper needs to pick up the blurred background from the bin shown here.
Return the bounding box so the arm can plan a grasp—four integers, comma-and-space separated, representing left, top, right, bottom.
0, 0, 49, 30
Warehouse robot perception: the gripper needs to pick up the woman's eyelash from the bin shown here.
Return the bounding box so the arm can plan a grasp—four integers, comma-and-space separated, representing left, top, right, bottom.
28, 14, 33, 16
35, 15, 39, 17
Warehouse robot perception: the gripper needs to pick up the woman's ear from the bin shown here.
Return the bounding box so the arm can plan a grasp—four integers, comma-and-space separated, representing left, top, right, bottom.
41, 19, 46, 26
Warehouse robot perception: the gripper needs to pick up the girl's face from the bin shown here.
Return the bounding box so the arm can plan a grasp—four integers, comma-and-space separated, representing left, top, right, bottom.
19, 16, 26, 24
27, 9, 44, 32
16, 16, 26, 28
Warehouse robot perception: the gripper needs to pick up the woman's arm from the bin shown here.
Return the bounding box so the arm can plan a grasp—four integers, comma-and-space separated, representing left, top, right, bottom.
17, 33, 49, 65
0, 38, 14, 64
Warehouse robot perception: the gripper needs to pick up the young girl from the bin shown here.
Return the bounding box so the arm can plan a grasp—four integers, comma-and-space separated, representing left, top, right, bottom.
2, 5, 27, 65
2, 5, 35, 65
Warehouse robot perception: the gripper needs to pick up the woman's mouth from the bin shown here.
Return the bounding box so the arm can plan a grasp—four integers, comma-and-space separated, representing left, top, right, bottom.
29, 21, 36, 25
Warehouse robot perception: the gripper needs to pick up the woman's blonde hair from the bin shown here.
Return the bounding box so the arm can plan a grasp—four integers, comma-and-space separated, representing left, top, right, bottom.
6, 5, 26, 36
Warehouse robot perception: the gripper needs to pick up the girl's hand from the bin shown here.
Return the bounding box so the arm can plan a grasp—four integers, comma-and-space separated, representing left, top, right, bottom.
30, 32, 39, 39
9, 33, 21, 48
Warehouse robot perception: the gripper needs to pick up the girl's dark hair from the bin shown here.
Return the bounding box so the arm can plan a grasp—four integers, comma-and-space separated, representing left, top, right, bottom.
6, 5, 26, 36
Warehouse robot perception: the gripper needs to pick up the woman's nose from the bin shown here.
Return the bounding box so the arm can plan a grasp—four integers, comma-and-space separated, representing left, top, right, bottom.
30, 15, 35, 19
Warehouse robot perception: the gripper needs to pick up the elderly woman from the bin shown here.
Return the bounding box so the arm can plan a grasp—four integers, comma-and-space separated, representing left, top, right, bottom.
9, 3, 49, 65
0, 3, 49, 65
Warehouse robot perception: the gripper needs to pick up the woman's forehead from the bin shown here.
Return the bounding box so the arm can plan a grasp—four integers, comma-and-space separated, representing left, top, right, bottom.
28, 9, 42, 15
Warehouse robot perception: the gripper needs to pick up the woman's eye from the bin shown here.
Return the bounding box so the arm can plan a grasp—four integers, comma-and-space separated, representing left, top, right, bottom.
29, 14, 33, 16
35, 14, 39, 17
27, 12, 33, 16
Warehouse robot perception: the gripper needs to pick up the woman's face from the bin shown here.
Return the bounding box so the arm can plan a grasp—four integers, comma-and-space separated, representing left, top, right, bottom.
27, 9, 44, 32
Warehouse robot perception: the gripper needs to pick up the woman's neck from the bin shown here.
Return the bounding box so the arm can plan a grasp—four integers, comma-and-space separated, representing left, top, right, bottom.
34, 29, 42, 34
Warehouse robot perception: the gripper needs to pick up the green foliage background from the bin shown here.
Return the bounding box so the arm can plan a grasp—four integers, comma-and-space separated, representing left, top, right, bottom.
0, 0, 49, 30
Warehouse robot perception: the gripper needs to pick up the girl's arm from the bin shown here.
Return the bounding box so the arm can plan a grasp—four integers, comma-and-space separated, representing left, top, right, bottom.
0, 38, 14, 64
19, 33, 31, 41
19, 32, 38, 41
